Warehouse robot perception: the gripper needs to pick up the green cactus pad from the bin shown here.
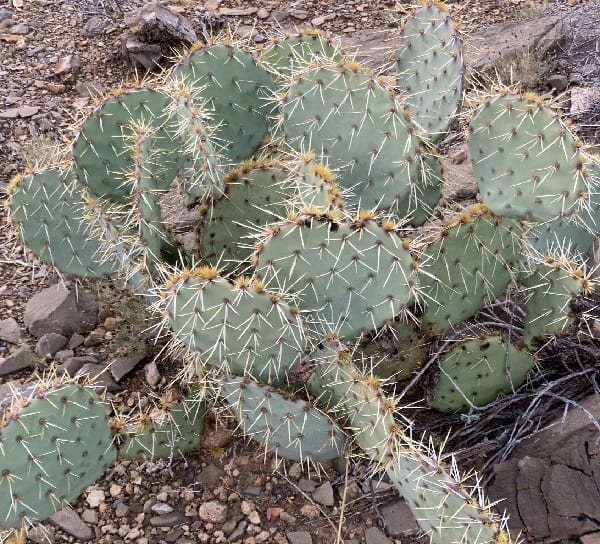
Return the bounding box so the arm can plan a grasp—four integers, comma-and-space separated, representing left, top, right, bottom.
73, 88, 181, 203
0, 383, 116, 528
522, 254, 591, 347
396, 3, 465, 141
280, 61, 422, 212
161, 269, 306, 386
219, 375, 345, 462
170, 44, 275, 165
165, 83, 226, 206
199, 160, 292, 271
254, 211, 418, 341
469, 93, 590, 222
261, 30, 344, 78
429, 335, 535, 413
419, 205, 523, 332
8, 167, 118, 278
117, 395, 206, 460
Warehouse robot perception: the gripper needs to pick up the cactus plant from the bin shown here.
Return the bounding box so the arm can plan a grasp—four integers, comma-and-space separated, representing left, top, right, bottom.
4, 3, 598, 543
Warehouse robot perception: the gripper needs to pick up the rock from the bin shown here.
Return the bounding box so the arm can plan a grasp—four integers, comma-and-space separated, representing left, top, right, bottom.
0, 317, 21, 343
218, 6, 257, 16
151, 502, 174, 514
54, 54, 80, 77
570, 86, 600, 115
81, 509, 98, 524
287, 531, 312, 544
279, 511, 296, 524
46, 83, 66, 93
144, 360, 161, 386
247, 510, 261, 524
9, 23, 28, 34
24, 284, 99, 338
227, 520, 247, 541
245, 485, 262, 496
76, 363, 121, 392
58, 355, 98, 375
82, 15, 109, 36
114, 500, 129, 517
582, 534, 600, 544
488, 394, 600, 540
547, 74, 568, 91
257, 8, 269, 19
35, 332, 68, 356
27, 525, 55, 544
86, 488, 106, 508
149, 510, 190, 527
54, 349, 74, 363
0, 8, 11, 23
68, 332, 85, 349
198, 501, 228, 523
312, 481, 334, 506
121, 2, 197, 68
298, 479, 318, 493
196, 464, 225, 486
0, 344, 38, 375
364, 527, 392, 544
379, 500, 419, 536
75, 80, 107, 98
17, 105, 39, 118
109, 355, 145, 381
50, 506, 93, 540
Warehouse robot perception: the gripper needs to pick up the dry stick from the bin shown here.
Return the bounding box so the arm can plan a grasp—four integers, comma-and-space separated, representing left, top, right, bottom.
335, 457, 351, 544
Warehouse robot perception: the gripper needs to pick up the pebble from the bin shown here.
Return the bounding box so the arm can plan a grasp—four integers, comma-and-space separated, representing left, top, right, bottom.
87, 488, 106, 508
248, 510, 261, 524
144, 360, 161, 386
114, 500, 130, 517
149, 510, 189, 527
151, 502, 175, 514
227, 520, 247, 541
279, 511, 297, 524
9, 23, 29, 34
81, 508, 99, 524
257, 8, 270, 19
298, 479, 318, 493
312, 481, 334, 506
35, 332, 67, 356
0, 317, 21, 344
287, 531, 312, 544
364, 527, 393, 544
198, 501, 228, 523
50, 507, 94, 540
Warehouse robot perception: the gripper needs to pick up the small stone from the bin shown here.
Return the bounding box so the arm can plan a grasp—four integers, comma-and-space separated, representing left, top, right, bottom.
364, 527, 392, 544
27, 525, 55, 544
47, 83, 66, 93
9, 23, 28, 34
241, 500, 254, 515
50, 507, 93, 540
299, 503, 319, 519
245, 485, 262, 496
54, 349, 74, 363
35, 332, 68, 357
198, 501, 228, 523
547, 74, 568, 92
0, 8, 11, 23
144, 360, 161, 386
312, 481, 334, 506
149, 510, 189, 527
288, 463, 302, 479
58, 355, 98, 376
75, 80, 107, 98
114, 500, 129, 518
152, 502, 175, 514
84, 327, 105, 346
287, 531, 312, 544
256, 8, 269, 19
82, 15, 108, 36
0, 344, 38, 375
110, 355, 145, 381
86, 489, 105, 508
247, 510, 261, 525
54, 54, 77, 76
298, 479, 318, 493
227, 520, 247, 541
279, 511, 297, 524
81, 509, 98, 524
196, 464, 225, 486
380, 500, 419, 536
76, 363, 121, 393
218, 6, 257, 15
68, 333, 85, 349
109, 483, 122, 497
17, 105, 39, 118
0, 317, 21, 344
311, 15, 326, 26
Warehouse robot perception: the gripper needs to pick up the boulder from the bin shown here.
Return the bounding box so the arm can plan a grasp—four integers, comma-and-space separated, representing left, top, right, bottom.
24, 284, 99, 338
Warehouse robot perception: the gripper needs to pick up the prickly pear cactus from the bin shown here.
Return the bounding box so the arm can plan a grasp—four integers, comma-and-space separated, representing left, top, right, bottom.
0, 382, 116, 528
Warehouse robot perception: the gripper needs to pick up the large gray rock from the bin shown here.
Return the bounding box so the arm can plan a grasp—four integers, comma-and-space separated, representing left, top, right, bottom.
50, 506, 93, 541
0, 344, 38, 375
379, 499, 419, 537
24, 284, 99, 338
488, 394, 600, 541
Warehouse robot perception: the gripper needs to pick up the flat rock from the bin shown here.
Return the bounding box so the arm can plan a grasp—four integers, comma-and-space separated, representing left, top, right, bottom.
58, 355, 98, 375
0, 344, 38, 375
27, 524, 55, 544
0, 317, 21, 344
109, 354, 145, 381
35, 332, 68, 357
379, 499, 419, 536
149, 510, 190, 527
196, 464, 225, 486
24, 283, 99, 338
364, 527, 392, 544
312, 481, 334, 506
50, 506, 93, 541
76, 363, 121, 392
287, 531, 312, 544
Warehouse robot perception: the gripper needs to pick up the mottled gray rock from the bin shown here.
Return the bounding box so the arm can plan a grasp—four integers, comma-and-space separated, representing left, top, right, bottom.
81, 509, 99, 524
50, 506, 93, 540
227, 520, 247, 541
287, 531, 312, 544
76, 363, 121, 392
68, 332, 85, 349
149, 510, 190, 527
196, 464, 225, 486
298, 478, 318, 493
0, 8, 11, 23
35, 332, 68, 357
27, 524, 55, 544
312, 481, 334, 506
58, 355, 99, 376
364, 527, 392, 544
54, 349, 74, 363
109, 355, 145, 381
379, 499, 419, 536
24, 284, 98, 338
0, 317, 21, 344
198, 501, 228, 523
0, 344, 38, 375
82, 15, 109, 36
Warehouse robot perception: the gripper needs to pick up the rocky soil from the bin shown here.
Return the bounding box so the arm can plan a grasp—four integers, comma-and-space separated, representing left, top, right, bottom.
1, 0, 600, 544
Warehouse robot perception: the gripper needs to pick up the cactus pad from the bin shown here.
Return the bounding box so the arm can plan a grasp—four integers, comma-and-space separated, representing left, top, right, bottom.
469, 94, 590, 222
219, 375, 345, 462
428, 335, 535, 413
0, 383, 116, 528
8, 167, 118, 278
161, 269, 306, 386
396, 3, 465, 141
